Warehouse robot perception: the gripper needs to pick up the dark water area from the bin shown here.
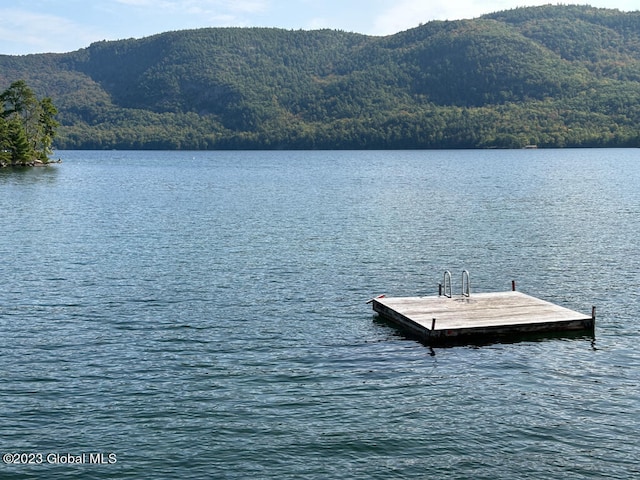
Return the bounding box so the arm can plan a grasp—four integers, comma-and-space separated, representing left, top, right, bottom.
1, 149, 638, 479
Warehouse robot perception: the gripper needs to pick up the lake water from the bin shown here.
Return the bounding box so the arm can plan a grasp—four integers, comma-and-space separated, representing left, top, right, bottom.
1, 149, 639, 479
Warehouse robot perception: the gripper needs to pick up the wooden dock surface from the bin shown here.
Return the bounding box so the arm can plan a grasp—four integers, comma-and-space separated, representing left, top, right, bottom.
371, 291, 594, 344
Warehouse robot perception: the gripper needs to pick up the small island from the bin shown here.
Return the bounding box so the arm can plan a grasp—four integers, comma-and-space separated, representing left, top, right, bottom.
1, 80, 58, 168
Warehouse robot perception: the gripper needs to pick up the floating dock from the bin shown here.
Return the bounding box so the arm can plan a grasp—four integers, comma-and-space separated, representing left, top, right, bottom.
369, 272, 595, 345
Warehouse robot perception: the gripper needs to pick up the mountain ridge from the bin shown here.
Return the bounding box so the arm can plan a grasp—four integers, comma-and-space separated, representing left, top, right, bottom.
2, 4, 640, 149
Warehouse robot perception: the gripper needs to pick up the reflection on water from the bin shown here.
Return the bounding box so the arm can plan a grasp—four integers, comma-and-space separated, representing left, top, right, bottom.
0, 164, 60, 185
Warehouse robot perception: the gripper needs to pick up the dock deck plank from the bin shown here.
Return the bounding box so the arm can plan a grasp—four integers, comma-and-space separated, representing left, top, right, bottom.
371, 291, 594, 344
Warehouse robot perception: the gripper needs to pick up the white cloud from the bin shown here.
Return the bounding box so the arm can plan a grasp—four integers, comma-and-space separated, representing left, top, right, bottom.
306, 17, 332, 30
113, 0, 156, 5
114, 0, 267, 14
371, 0, 640, 35
369, 0, 552, 35
110, 0, 268, 30
0, 8, 101, 54
3, 0, 640, 55
371, 1, 444, 35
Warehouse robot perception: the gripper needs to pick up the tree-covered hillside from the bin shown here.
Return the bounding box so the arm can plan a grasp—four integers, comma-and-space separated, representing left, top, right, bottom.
1, 4, 640, 149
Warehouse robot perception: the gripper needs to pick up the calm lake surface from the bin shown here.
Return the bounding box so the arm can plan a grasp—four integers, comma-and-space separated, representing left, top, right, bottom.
1, 149, 639, 479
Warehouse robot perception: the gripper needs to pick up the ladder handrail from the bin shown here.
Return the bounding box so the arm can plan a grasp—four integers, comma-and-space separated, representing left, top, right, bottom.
443, 270, 452, 298
462, 270, 470, 297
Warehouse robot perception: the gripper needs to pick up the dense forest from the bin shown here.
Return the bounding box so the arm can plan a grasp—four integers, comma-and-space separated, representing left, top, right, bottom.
1, 4, 640, 150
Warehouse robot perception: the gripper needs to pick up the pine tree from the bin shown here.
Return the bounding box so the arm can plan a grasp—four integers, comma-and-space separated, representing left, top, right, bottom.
0, 117, 11, 165
7, 119, 32, 165
0, 80, 58, 165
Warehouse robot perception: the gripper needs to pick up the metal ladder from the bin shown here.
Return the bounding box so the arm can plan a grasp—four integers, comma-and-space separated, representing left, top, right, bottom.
461, 270, 470, 297
442, 270, 452, 298
440, 270, 470, 298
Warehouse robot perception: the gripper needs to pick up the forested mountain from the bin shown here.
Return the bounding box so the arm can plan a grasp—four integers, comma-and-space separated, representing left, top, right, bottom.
2, 4, 640, 149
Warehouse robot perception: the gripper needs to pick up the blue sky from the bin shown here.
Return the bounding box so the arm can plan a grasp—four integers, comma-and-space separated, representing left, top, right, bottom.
1, 0, 639, 55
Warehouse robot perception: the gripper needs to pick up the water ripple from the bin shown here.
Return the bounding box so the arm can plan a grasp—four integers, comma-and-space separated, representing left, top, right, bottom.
1, 149, 639, 479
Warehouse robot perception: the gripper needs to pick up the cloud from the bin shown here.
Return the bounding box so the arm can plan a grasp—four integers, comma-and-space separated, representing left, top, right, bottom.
306, 17, 332, 30
114, 0, 268, 14
4, 0, 639, 55
0, 8, 101, 54
370, 1, 444, 35
36, 0, 270, 53
370, 0, 564, 35
109, 0, 269, 31
371, 0, 640, 35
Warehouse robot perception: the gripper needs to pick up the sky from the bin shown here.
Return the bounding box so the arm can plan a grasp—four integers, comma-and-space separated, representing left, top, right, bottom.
1, 0, 639, 55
